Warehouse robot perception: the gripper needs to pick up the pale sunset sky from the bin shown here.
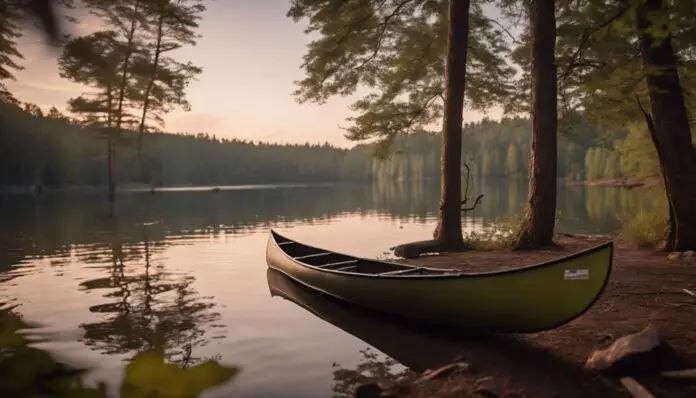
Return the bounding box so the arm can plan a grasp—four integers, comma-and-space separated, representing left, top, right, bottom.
8, 0, 500, 147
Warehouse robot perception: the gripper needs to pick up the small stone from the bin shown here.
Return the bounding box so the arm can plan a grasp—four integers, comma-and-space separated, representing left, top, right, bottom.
667, 252, 681, 261
352, 382, 382, 398
683, 251, 695, 258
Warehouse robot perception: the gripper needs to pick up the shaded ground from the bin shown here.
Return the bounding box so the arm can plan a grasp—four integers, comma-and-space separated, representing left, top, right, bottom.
394, 235, 696, 398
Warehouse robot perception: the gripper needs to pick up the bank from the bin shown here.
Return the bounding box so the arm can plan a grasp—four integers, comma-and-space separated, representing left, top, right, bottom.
358, 235, 696, 398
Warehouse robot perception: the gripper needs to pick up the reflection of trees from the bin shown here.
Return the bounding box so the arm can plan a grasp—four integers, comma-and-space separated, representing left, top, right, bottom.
0, 183, 672, 268
331, 347, 412, 398
79, 227, 223, 367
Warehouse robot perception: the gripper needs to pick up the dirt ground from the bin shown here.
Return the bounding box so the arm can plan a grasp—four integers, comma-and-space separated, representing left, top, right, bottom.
396, 235, 696, 398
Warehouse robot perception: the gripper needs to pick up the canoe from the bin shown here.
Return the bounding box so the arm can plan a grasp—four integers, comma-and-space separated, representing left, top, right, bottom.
265, 230, 613, 333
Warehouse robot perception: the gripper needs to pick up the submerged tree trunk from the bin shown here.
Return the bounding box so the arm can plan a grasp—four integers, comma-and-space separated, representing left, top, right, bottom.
637, 0, 696, 251
434, 0, 471, 249
515, 0, 558, 249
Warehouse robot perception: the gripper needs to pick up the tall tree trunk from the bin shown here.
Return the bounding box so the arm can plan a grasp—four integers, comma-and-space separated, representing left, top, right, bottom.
515, 0, 558, 249
434, 0, 470, 249
137, 4, 166, 158
111, 0, 141, 202
637, 0, 696, 251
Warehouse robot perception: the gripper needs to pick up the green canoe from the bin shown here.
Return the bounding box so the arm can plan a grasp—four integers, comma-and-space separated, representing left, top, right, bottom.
265, 230, 614, 333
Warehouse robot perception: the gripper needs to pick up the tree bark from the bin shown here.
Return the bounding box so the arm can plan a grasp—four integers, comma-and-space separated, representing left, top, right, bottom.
434, 0, 471, 249
515, 0, 558, 249
637, 0, 696, 251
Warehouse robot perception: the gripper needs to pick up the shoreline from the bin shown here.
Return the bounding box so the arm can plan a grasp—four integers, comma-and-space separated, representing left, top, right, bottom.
563, 176, 659, 189
367, 235, 696, 397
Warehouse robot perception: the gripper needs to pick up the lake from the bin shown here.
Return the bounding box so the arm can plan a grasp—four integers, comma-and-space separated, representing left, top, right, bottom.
0, 180, 663, 397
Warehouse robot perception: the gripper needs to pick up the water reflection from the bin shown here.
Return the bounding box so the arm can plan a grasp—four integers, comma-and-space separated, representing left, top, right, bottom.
0, 181, 667, 258
79, 227, 222, 367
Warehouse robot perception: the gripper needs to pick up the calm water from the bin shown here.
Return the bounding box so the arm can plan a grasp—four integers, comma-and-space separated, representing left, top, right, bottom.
0, 181, 663, 397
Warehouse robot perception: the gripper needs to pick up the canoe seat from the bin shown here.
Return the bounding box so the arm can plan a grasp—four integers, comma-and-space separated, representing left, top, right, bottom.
378, 268, 422, 276
295, 252, 332, 260
317, 260, 358, 269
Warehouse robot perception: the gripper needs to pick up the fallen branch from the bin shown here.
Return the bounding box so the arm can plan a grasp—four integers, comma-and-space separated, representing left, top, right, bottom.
620, 377, 655, 398
660, 368, 696, 379
414, 362, 471, 383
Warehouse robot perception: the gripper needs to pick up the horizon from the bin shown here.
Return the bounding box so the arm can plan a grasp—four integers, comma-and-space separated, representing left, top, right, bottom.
6, 0, 503, 148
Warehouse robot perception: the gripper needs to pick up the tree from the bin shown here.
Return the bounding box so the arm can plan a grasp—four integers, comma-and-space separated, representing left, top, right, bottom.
288, 0, 514, 248
514, 0, 558, 249
635, 0, 696, 250
552, 0, 696, 250
435, 0, 471, 248
134, 0, 204, 157
505, 144, 519, 176
58, 31, 126, 201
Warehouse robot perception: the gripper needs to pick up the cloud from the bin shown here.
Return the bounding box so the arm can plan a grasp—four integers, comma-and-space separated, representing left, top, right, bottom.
13, 80, 84, 94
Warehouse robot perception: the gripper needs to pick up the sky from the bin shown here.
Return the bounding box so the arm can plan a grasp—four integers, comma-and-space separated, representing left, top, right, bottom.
7, 0, 501, 148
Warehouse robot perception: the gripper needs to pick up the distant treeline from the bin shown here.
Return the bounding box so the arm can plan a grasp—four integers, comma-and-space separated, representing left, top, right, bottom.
0, 103, 654, 189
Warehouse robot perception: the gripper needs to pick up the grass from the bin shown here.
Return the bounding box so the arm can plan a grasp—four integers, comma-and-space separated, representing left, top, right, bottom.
617, 188, 669, 249
463, 215, 526, 250
618, 208, 668, 248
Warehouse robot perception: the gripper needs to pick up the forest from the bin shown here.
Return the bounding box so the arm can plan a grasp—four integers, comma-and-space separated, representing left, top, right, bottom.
2, 0, 696, 250
0, 101, 660, 188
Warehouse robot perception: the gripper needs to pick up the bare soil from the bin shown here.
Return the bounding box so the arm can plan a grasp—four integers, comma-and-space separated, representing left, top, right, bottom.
395, 235, 696, 398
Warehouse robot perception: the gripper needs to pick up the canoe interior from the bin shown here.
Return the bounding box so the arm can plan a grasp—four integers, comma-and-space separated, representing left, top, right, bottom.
273, 233, 449, 276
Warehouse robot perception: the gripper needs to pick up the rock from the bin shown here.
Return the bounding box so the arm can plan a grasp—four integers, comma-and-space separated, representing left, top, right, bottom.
584, 324, 680, 375
474, 376, 499, 398
683, 251, 695, 258
667, 252, 681, 261
352, 382, 382, 398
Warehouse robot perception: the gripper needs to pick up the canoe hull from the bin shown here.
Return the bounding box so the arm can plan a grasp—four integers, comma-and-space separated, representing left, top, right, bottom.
265, 230, 613, 333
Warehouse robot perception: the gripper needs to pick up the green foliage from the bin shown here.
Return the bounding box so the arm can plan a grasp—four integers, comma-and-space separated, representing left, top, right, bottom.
121, 350, 238, 397
0, 307, 238, 398
618, 188, 669, 248
289, 0, 515, 148
463, 214, 525, 249
614, 123, 660, 178
3, 103, 660, 189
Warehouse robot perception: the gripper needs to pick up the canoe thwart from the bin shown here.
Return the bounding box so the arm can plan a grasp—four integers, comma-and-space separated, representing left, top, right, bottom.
317, 259, 359, 269
295, 252, 332, 260
378, 268, 422, 276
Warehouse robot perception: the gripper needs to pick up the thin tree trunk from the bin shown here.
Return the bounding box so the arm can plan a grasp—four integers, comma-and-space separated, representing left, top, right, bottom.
111, 0, 141, 201
137, 4, 166, 158
515, 0, 558, 249
637, 0, 696, 251
434, 0, 471, 250
106, 83, 115, 204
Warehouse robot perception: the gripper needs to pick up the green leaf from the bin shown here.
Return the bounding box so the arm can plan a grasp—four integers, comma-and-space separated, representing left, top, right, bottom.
120, 350, 239, 398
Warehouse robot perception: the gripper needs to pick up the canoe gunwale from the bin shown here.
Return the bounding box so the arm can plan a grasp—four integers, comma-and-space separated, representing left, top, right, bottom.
269, 229, 614, 280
